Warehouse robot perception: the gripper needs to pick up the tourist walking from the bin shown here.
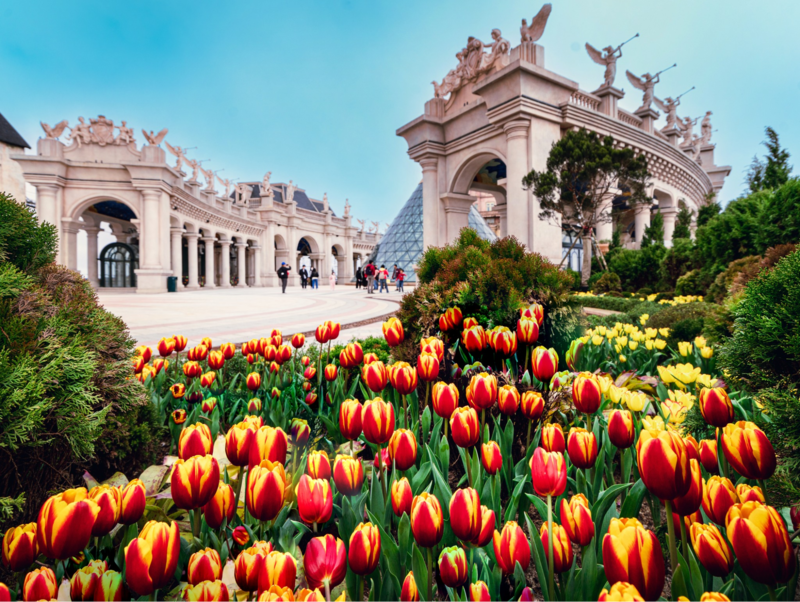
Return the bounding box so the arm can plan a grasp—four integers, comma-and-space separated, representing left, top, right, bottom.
277, 262, 291, 293
329, 269, 337, 290
310, 267, 319, 289
378, 264, 389, 293
391, 263, 399, 281
396, 268, 405, 292
363, 261, 376, 294
300, 265, 309, 289
355, 266, 363, 289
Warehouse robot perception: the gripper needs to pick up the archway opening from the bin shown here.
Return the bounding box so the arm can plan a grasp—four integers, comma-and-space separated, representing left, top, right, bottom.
99, 242, 138, 288
77, 200, 139, 287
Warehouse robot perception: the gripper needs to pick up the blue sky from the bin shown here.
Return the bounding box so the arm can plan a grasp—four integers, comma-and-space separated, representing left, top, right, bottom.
2, 0, 798, 223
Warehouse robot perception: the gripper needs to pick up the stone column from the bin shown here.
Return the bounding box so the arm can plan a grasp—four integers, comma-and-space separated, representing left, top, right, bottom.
343, 236, 354, 280
595, 199, 614, 242
504, 120, 531, 247
202, 234, 216, 288
60, 218, 81, 271
219, 238, 232, 288
35, 184, 59, 227
170, 227, 184, 286
236, 241, 247, 287
633, 204, 651, 249
690, 212, 698, 240
661, 207, 677, 248
420, 157, 440, 250
252, 244, 262, 287
185, 233, 200, 289
322, 232, 331, 278
264, 222, 277, 286
440, 193, 475, 243
141, 190, 162, 269
84, 224, 101, 288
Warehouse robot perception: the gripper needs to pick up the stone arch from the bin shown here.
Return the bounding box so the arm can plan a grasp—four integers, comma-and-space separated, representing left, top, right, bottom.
449, 149, 508, 195
296, 233, 321, 254
69, 193, 140, 222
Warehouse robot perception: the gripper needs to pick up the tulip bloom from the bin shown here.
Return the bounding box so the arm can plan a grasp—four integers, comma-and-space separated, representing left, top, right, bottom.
690, 523, 733, 577
247, 460, 286, 521
521, 390, 545, 421
362, 398, 395, 445
135, 345, 152, 363
410, 493, 443, 548
464, 372, 497, 412
172, 335, 188, 352
697, 387, 734, 427
439, 307, 463, 332
183, 580, 229, 602
183, 361, 202, 378
2, 523, 38, 571
290, 418, 310, 448
23, 567, 57, 602
339, 399, 363, 440
324, 364, 338, 382
36, 488, 99, 560
449, 488, 482, 542
721, 421, 776, 480
333, 455, 364, 496
521, 303, 544, 324
259, 550, 297, 591
481, 441, 503, 475
349, 523, 381, 576
491, 328, 518, 357
203, 482, 235, 530
207, 350, 225, 370
416, 353, 440, 382
187, 548, 222, 585
531, 346, 558, 383
420, 337, 444, 362
382, 317, 405, 347
296, 589, 325, 602
187, 345, 208, 362
88, 484, 121, 537
246, 372, 262, 391
432, 382, 459, 419
492, 521, 530, 574
567, 427, 598, 469
673, 459, 703, 517
69, 566, 101, 601
607, 409, 635, 449
572, 372, 602, 414
736, 483, 765, 504
307, 450, 331, 480
530, 448, 566, 497
438, 546, 468, 587
362, 361, 388, 393
450, 407, 480, 448
118, 479, 146, 525
461, 325, 487, 353
698, 439, 719, 474
560, 494, 594, 546
232, 527, 251, 547
296, 475, 333, 526
234, 546, 267, 593
540, 522, 573, 573
249, 426, 289, 468
304, 365, 317, 380
225, 421, 257, 467
517, 317, 540, 345
496, 385, 520, 416
602, 518, 665, 602
468, 581, 491, 602
702, 476, 739, 525
171, 455, 220, 510
726, 502, 795, 586
388, 429, 418, 471
94, 569, 124, 601
390, 361, 418, 396
636, 426, 691, 500
471, 505, 495, 548
391, 478, 413, 517
179, 423, 213, 460
540, 423, 565, 453
304, 535, 347, 591
124, 520, 180, 596
598, 582, 645, 601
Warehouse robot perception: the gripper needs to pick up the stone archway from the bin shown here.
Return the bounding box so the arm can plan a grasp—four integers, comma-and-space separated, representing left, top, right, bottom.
99, 242, 138, 288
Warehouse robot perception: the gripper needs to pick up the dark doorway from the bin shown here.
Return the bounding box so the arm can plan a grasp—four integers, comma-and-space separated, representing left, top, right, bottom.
99, 242, 138, 287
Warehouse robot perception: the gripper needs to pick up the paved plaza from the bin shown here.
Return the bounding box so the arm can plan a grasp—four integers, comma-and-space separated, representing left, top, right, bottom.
98, 285, 407, 348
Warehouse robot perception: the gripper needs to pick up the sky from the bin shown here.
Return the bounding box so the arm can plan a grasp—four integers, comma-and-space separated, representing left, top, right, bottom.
2, 0, 799, 225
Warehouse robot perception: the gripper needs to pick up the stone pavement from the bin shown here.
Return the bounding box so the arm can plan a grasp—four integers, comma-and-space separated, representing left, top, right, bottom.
98, 285, 408, 348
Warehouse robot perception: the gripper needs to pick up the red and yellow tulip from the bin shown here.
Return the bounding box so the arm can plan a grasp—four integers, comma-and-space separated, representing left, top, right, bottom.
720, 421, 776, 480
259, 550, 297, 591
567, 427, 598, 469
531, 346, 558, 383
560, 493, 594, 546
481, 440, 503, 475
2, 523, 38, 572
382, 317, 405, 347
362, 397, 395, 445
178, 423, 213, 460
391, 477, 413, 517
203, 482, 235, 530
348, 523, 381, 576
333, 455, 364, 497
449, 488, 481, 542
726, 501, 795, 586
171, 455, 220, 510
187, 548, 222, 585
36, 488, 99, 560
410, 493, 443, 548
438, 546, 468, 587
450, 406, 480, 448
466, 372, 497, 411
636, 425, 691, 500
339, 399, 363, 440
362, 360, 388, 393
602, 518, 665, 601
124, 520, 181, 596
539, 521, 573, 573
295, 475, 333, 526
307, 450, 332, 480
572, 372, 602, 414
530, 448, 567, 497
492, 521, 530, 574
23, 567, 57, 602
540, 423, 565, 453
249, 426, 289, 468
303, 535, 347, 591
432, 382, 459, 419
690, 523, 733, 577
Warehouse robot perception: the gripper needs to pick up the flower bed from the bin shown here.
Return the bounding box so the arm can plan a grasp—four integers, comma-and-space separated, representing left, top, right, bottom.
1, 304, 797, 602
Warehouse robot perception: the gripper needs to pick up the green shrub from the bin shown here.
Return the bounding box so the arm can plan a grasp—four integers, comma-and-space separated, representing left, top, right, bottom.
755, 178, 800, 253
658, 238, 698, 290
0, 193, 161, 524
397, 230, 576, 362
645, 302, 718, 347
705, 256, 762, 303
674, 269, 711, 296
564, 269, 582, 290
572, 295, 645, 313
0, 195, 58, 274
584, 301, 662, 330
593, 272, 622, 293
606, 245, 667, 291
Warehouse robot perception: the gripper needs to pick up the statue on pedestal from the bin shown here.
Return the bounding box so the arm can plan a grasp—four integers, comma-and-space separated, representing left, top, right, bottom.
680, 116, 698, 147
236, 182, 253, 206
185, 159, 200, 183
69, 117, 93, 148
40, 120, 69, 140
626, 64, 676, 112
344, 199, 351, 217
199, 165, 215, 191
585, 34, 637, 87
356, 219, 365, 233
654, 97, 680, 130
520, 4, 552, 43
217, 175, 232, 199
322, 193, 329, 212
261, 172, 273, 197
286, 181, 296, 203
700, 111, 713, 145
165, 141, 187, 172
142, 128, 168, 146
114, 121, 135, 145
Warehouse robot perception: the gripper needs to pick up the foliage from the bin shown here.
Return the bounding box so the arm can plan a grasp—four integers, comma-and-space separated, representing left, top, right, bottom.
592, 271, 622, 294
399, 229, 576, 360
674, 269, 709, 296
754, 384, 800, 500
658, 238, 698, 291
640, 211, 664, 249
0, 194, 58, 274
572, 294, 649, 313
754, 178, 800, 253
672, 206, 692, 240
705, 256, 761, 304
0, 193, 160, 525
605, 245, 667, 292
718, 249, 800, 390
696, 202, 720, 228
746, 126, 792, 193
645, 302, 718, 348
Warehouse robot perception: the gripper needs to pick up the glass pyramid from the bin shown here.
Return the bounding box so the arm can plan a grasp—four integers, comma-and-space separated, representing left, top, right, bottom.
369, 183, 497, 282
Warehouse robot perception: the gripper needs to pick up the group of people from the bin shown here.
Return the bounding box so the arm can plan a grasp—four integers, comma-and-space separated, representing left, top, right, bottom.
356, 262, 405, 293
275, 262, 337, 293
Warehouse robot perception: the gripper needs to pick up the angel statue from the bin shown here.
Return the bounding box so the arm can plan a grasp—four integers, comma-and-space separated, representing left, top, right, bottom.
322, 193, 329, 212
700, 111, 713, 145
356, 218, 365, 232
626, 71, 659, 112
261, 171, 273, 197
286, 180, 296, 203
40, 120, 69, 139
199, 165, 215, 191
586, 44, 621, 87
654, 97, 681, 130
370, 221, 381, 234
679, 116, 698, 147
236, 182, 253, 206
217, 175, 232, 199
520, 4, 552, 44
185, 159, 200, 182
343, 199, 351, 217
164, 141, 186, 172
142, 128, 168, 146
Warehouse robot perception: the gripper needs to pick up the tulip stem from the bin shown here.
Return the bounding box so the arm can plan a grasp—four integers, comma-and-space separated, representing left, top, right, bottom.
403, 395, 408, 429
664, 499, 679, 577
679, 516, 689, 560
235, 467, 248, 515
481, 409, 486, 443
547, 494, 555, 601
357, 574, 364, 601
313, 521, 318, 532
324, 579, 332, 602
192, 508, 202, 541
465, 454, 473, 488
426, 546, 433, 601
526, 420, 532, 450
767, 585, 777, 602
758, 479, 770, 506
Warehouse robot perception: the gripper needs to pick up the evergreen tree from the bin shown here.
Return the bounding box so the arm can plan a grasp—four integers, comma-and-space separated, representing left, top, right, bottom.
697, 203, 721, 228
641, 211, 664, 248
747, 127, 792, 192
673, 206, 693, 240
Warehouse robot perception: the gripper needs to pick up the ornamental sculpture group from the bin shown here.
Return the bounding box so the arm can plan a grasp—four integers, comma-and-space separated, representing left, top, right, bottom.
431, 3, 716, 161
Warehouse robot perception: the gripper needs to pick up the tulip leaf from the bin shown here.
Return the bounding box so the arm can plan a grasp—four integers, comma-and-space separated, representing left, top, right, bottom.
596, 502, 618, 558
581, 539, 599, 602
513, 560, 527, 598
590, 445, 607, 502
398, 512, 411, 569
412, 543, 429, 602
564, 555, 579, 602
428, 449, 452, 521
411, 463, 432, 495
671, 561, 690, 601
619, 478, 647, 519
368, 510, 402, 582
524, 493, 551, 524
589, 482, 631, 534
524, 512, 550, 602
437, 439, 450, 479
685, 547, 704, 601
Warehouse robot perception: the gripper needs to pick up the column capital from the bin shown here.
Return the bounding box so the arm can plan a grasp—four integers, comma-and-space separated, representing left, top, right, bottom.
170, 226, 184, 235
201, 234, 216, 242
419, 156, 439, 171
184, 231, 200, 240
503, 119, 531, 139
235, 241, 248, 249
82, 224, 102, 235
218, 238, 232, 247
60, 217, 82, 235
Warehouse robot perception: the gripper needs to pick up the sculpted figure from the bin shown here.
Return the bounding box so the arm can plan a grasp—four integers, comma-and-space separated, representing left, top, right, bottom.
626, 71, 659, 111
115, 121, 135, 145
680, 116, 698, 147
185, 158, 200, 182
142, 128, 168, 146
261, 171, 273, 197
286, 180, 296, 203
40, 120, 69, 139
89, 115, 115, 146
236, 182, 253, 205
370, 221, 381, 234
344, 198, 350, 217
322, 193, 329, 212
654, 96, 681, 130
520, 4, 552, 43
165, 141, 186, 172
481, 29, 510, 70
356, 218, 365, 232
433, 51, 467, 98
700, 111, 713, 145
69, 117, 93, 148
200, 165, 215, 191
217, 175, 232, 199
586, 44, 622, 87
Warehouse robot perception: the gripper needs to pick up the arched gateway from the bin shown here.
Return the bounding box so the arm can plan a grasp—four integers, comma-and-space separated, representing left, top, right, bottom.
11, 118, 378, 292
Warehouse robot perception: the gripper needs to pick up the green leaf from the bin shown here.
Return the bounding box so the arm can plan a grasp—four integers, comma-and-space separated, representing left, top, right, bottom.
589, 482, 631, 533
619, 478, 647, 519
398, 512, 411, 568
525, 493, 551, 523
513, 560, 527, 598
412, 544, 429, 602
581, 539, 599, 602
524, 512, 550, 602
411, 463, 432, 495
367, 509, 402, 581
672, 562, 690, 601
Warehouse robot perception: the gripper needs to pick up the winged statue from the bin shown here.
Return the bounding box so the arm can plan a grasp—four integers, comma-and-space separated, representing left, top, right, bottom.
142, 128, 168, 146
520, 4, 552, 43
586, 44, 621, 87
356, 219, 365, 232
199, 165, 215, 191
653, 97, 680, 130
626, 70, 659, 112
40, 120, 69, 139
164, 141, 186, 172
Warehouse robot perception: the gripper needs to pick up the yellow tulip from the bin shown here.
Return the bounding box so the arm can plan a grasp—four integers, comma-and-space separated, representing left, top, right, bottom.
701, 346, 714, 359
659, 328, 670, 338
667, 363, 702, 386
629, 341, 639, 351
678, 342, 693, 357
642, 415, 665, 432
639, 314, 650, 325
654, 339, 667, 350
592, 335, 604, 346
657, 365, 675, 384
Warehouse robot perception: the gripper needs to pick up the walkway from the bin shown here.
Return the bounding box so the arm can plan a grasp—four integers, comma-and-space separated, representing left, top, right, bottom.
98, 285, 407, 348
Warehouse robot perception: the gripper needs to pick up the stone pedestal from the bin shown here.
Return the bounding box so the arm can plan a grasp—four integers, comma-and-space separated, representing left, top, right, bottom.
634, 107, 660, 135
514, 42, 545, 67
134, 268, 170, 293
663, 126, 683, 147
424, 98, 445, 119
186, 181, 202, 197
141, 145, 166, 163
592, 85, 625, 118
185, 233, 200, 289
